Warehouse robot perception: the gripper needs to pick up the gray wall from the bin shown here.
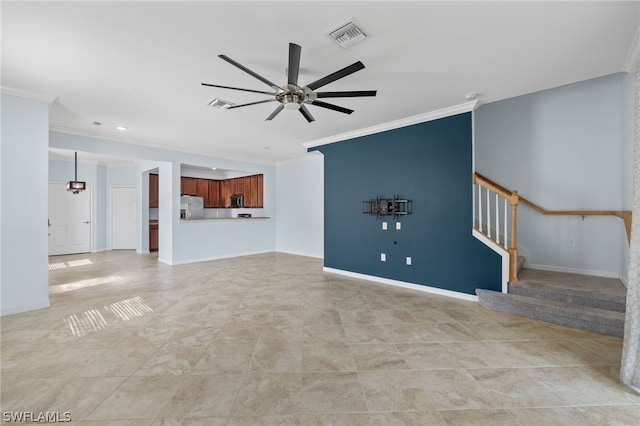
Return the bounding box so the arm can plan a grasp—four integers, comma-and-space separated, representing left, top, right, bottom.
275, 153, 324, 258
1, 93, 50, 315
475, 72, 633, 279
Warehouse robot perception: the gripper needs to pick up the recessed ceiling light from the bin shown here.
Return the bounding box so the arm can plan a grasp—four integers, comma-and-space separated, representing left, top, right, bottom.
116, 126, 128, 131
211, 167, 217, 170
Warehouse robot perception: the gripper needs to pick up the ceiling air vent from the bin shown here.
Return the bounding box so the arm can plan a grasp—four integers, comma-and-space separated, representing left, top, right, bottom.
206, 98, 235, 109
328, 19, 368, 48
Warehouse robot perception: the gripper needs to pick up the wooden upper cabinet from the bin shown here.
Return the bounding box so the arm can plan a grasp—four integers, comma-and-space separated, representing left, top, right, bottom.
196, 178, 209, 200
149, 173, 159, 208
181, 177, 197, 196
181, 174, 263, 208
207, 180, 221, 208
255, 174, 264, 208
220, 179, 231, 207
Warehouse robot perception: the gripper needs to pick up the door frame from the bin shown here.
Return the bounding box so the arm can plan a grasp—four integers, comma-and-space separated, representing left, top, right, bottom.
48, 182, 93, 255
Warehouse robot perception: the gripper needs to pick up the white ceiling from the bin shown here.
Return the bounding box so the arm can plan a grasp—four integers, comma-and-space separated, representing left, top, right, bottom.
3, 1, 639, 166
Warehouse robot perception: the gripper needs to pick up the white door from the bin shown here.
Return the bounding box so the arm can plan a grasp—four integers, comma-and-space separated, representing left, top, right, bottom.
48, 183, 92, 255
111, 187, 137, 249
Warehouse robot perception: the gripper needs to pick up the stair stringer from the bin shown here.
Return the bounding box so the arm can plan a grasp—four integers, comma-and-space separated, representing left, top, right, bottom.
472, 229, 509, 293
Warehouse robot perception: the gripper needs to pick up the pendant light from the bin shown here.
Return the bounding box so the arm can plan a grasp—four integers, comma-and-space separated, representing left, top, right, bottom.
66, 151, 86, 194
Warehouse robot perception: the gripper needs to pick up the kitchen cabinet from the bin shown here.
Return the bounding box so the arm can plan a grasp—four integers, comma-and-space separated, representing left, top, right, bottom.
247, 174, 263, 208
220, 179, 233, 208
149, 173, 159, 208
237, 174, 263, 208
196, 178, 209, 200
207, 180, 221, 208
149, 223, 158, 252
181, 174, 263, 208
181, 177, 197, 196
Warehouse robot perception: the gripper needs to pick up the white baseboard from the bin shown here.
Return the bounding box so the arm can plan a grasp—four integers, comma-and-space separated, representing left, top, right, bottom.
275, 249, 323, 259
92, 248, 108, 253
0, 300, 51, 316
620, 275, 629, 287
166, 250, 273, 266
323, 267, 479, 302
526, 263, 621, 279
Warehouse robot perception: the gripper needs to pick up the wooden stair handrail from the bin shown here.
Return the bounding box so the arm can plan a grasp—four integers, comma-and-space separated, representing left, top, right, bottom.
473, 172, 632, 243
473, 172, 512, 200
473, 172, 632, 284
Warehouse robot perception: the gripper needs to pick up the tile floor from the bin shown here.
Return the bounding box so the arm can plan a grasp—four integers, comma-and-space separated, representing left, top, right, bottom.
1, 251, 638, 425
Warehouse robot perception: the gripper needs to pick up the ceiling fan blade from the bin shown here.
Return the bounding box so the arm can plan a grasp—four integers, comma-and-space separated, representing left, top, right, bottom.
266, 104, 284, 121
306, 61, 365, 91
299, 104, 315, 122
315, 90, 377, 98
310, 100, 354, 115
218, 54, 280, 89
287, 43, 301, 86
227, 99, 276, 109
201, 83, 276, 96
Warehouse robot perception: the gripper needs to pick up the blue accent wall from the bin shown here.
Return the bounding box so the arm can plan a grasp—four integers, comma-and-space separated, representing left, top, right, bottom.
312, 112, 501, 294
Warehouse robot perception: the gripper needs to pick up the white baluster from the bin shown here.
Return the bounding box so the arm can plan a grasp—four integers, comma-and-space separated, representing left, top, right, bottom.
478, 185, 483, 232
504, 198, 508, 249
486, 188, 491, 238
473, 184, 477, 228
495, 193, 500, 245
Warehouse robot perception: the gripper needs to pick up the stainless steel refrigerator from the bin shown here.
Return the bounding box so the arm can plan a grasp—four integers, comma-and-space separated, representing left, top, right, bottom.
180, 195, 204, 219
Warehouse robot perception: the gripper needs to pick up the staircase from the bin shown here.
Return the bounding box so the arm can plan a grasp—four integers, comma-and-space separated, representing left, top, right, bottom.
471, 172, 630, 338
476, 267, 627, 337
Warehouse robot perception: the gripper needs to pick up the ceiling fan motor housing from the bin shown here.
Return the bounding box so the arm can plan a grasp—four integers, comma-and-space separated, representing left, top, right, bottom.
278, 84, 306, 109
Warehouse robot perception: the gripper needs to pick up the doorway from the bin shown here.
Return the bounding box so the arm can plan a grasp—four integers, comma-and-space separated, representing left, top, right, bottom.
111, 187, 137, 249
48, 183, 92, 255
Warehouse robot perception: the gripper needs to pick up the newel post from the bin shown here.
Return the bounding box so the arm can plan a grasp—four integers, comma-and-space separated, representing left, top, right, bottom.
509, 190, 519, 282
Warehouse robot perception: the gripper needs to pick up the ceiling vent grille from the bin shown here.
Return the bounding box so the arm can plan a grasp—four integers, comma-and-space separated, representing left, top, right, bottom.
206, 98, 235, 109
328, 19, 367, 48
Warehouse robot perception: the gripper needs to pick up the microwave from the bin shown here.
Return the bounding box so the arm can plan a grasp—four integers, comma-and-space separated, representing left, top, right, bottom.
231, 194, 244, 208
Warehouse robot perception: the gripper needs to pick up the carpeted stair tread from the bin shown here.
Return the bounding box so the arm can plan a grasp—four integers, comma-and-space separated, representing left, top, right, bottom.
476, 289, 625, 337
510, 269, 626, 313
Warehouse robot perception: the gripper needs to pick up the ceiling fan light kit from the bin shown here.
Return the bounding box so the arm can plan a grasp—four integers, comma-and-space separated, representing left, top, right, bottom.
202, 42, 377, 123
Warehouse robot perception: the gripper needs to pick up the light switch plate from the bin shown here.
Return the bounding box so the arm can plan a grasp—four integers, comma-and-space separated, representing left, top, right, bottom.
396, 222, 401, 230
382, 222, 387, 230
406, 256, 412, 265
381, 253, 386, 262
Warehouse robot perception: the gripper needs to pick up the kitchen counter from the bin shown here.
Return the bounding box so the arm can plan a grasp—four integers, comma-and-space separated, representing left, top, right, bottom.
179, 217, 270, 222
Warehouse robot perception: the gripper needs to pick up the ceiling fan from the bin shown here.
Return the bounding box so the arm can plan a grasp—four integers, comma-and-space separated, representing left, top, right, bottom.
201, 42, 377, 122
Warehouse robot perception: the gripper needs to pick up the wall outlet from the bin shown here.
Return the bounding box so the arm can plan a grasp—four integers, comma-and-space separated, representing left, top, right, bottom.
381, 253, 386, 262
406, 256, 412, 265
568, 239, 576, 248
382, 222, 387, 230
396, 222, 401, 230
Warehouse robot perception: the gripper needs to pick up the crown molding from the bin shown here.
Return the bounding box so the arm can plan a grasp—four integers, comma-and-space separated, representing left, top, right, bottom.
0, 86, 57, 104
302, 100, 478, 150
275, 150, 323, 166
